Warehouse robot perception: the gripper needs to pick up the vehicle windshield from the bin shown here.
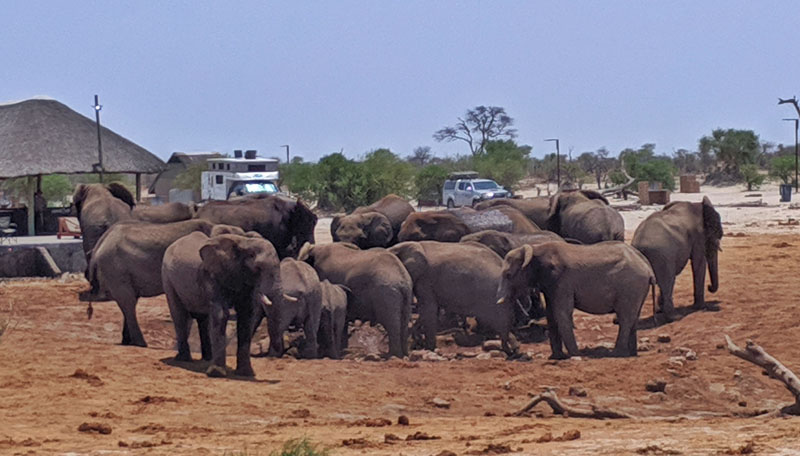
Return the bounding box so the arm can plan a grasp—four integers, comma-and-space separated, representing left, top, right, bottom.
473, 181, 499, 190
228, 180, 278, 197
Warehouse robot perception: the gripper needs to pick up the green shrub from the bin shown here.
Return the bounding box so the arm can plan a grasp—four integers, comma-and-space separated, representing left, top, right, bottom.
740, 164, 765, 190
414, 164, 449, 202
770, 155, 796, 185
472, 140, 531, 190
638, 159, 676, 191
270, 438, 329, 456
174, 163, 207, 195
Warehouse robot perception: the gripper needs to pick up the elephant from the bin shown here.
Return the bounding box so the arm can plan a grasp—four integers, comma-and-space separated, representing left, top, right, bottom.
197, 234, 285, 377
331, 194, 415, 248
460, 229, 568, 258
195, 194, 317, 259
496, 241, 655, 359
132, 202, 196, 223
72, 183, 135, 266
631, 196, 722, 319
397, 206, 539, 242
298, 242, 412, 358
318, 279, 349, 359
388, 241, 517, 355
85, 219, 215, 347
546, 190, 624, 244
474, 197, 551, 228
251, 258, 322, 359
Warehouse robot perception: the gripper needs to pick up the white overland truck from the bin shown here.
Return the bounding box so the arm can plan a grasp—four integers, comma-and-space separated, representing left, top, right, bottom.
201, 150, 280, 201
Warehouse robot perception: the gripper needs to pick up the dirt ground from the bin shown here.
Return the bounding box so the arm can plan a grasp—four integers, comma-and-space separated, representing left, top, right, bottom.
2, 187, 800, 455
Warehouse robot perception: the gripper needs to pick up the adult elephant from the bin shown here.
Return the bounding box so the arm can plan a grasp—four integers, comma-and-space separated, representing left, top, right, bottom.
474, 197, 550, 228
132, 202, 196, 223
631, 196, 722, 319
298, 242, 412, 358
389, 241, 517, 355
330, 194, 414, 248
397, 206, 539, 242
252, 258, 322, 359
546, 190, 624, 244
72, 183, 135, 264
460, 229, 568, 258
86, 219, 215, 347
497, 242, 655, 359
195, 194, 317, 259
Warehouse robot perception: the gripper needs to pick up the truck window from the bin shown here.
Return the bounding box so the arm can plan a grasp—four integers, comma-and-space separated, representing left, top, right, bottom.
444, 181, 455, 190
247, 165, 266, 171
457, 182, 465, 191
215, 175, 223, 184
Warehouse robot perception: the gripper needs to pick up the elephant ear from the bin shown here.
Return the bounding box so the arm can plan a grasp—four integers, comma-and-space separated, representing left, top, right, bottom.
330, 215, 342, 242
72, 184, 88, 217
106, 182, 136, 209
366, 213, 393, 246
520, 244, 535, 269
702, 196, 723, 242
388, 242, 427, 280
199, 236, 238, 280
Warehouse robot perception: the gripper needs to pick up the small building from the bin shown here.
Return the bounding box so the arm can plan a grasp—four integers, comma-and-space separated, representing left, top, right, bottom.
148, 151, 222, 203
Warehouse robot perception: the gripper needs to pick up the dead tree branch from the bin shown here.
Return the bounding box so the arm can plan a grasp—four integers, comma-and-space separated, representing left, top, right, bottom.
514, 390, 632, 419
601, 158, 636, 197
725, 335, 800, 415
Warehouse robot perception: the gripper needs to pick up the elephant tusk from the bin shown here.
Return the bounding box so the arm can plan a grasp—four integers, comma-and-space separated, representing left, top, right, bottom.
497, 297, 506, 306
261, 295, 273, 307
283, 293, 299, 303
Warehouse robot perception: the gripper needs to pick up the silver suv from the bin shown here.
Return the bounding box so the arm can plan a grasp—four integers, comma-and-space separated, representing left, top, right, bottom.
442, 172, 511, 208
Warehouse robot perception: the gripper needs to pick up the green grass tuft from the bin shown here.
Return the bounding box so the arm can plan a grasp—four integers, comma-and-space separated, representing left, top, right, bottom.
224, 438, 329, 456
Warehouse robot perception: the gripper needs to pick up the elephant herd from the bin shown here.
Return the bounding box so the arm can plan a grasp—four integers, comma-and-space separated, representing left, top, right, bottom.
74, 184, 723, 378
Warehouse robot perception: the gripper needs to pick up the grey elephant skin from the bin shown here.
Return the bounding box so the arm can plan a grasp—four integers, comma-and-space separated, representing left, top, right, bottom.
196, 194, 317, 259
398, 206, 539, 243
631, 196, 722, 317
318, 280, 349, 359
460, 229, 567, 258
72, 183, 135, 266
497, 242, 655, 359
86, 219, 214, 347
132, 202, 196, 223
298, 242, 412, 358
196, 234, 285, 377
389, 241, 516, 354
331, 194, 415, 248
474, 197, 551, 228
252, 258, 322, 359
546, 190, 624, 244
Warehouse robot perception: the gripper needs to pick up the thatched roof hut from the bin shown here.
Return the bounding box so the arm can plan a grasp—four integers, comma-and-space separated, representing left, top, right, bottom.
0, 98, 164, 179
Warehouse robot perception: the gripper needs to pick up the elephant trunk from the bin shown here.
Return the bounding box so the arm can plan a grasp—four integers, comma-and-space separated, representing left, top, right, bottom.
707, 247, 719, 293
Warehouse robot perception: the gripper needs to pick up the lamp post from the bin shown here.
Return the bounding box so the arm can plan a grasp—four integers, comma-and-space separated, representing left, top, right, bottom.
783, 118, 799, 191
281, 145, 290, 163
93, 95, 104, 183
545, 138, 560, 190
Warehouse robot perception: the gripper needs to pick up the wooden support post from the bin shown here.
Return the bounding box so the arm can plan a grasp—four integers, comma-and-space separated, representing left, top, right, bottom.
135, 173, 141, 202
27, 176, 35, 236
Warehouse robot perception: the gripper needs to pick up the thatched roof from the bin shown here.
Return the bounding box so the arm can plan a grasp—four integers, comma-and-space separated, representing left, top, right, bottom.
0, 98, 165, 178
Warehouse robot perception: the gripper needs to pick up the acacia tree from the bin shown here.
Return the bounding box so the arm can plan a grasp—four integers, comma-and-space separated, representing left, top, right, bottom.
433, 106, 517, 156
407, 146, 432, 166
698, 129, 760, 176
577, 148, 612, 189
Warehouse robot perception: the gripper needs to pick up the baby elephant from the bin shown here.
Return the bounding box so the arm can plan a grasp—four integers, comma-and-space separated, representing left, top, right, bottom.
317, 280, 349, 359
497, 241, 655, 359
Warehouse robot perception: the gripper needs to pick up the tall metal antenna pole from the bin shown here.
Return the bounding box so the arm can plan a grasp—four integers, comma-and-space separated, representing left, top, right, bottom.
93, 95, 104, 183
282, 145, 290, 163
545, 138, 560, 190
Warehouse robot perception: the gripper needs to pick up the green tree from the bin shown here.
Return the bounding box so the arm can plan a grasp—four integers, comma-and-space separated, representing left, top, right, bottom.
40, 175, 73, 206
406, 146, 432, 167
472, 140, 531, 190
618, 144, 676, 190
770, 155, 795, 185
173, 163, 206, 195
433, 106, 517, 156
698, 129, 760, 175
414, 164, 449, 203
361, 148, 414, 202
279, 159, 318, 201
740, 164, 765, 190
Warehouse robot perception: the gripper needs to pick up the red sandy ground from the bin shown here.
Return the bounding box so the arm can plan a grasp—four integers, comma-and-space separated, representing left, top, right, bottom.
1, 233, 799, 455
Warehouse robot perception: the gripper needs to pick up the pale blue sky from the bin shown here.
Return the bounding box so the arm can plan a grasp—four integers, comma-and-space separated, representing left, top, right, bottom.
3, 1, 800, 162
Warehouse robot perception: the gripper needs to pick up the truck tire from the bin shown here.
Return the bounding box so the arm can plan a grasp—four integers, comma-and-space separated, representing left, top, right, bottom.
446, 199, 455, 209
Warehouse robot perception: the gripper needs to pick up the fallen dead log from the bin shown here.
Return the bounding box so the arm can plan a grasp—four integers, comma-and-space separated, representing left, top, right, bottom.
514, 390, 631, 419
601, 159, 636, 197
717, 200, 768, 208
725, 335, 800, 415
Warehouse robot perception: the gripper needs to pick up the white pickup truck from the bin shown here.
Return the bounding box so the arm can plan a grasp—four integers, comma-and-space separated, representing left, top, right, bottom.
442, 171, 511, 208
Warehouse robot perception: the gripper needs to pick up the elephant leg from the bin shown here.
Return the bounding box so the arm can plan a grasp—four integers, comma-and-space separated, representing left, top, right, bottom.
207, 301, 229, 377
690, 249, 707, 309
656, 272, 677, 319
234, 298, 255, 377
416, 289, 438, 351
612, 309, 637, 357
115, 287, 146, 347
196, 314, 212, 361
169, 306, 192, 362
302, 309, 320, 359
121, 316, 131, 345
250, 304, 265, 339
552, 297, 579, 357
545, 297, 566, 359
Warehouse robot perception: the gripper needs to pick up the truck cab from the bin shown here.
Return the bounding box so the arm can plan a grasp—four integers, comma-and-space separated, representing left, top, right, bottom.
442, 171, 511, 208
201, 150, 280, 201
